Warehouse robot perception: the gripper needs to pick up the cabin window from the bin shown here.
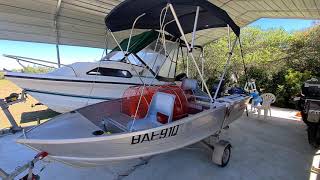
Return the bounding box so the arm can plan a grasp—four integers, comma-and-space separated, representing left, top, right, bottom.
87, 67, 132, 78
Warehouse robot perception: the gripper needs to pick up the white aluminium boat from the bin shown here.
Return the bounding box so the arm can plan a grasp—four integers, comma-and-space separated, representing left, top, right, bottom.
4, 30, 181, 113
17, 92, 249, 167
17, 0, 249, 167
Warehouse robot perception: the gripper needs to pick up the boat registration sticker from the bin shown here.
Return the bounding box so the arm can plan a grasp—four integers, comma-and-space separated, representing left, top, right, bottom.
131, 125, 180, 144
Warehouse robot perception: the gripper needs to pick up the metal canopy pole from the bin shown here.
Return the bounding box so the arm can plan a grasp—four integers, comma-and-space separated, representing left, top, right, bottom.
168, 3, 213, 103
191, 6, 200, 51
227, 25, 231, 50
108, 29, 145, 85
239, 37, 249, 87
201, 49, 204, 90
213, 26, 238, 100
186, 55, 189, 77
54, 0, 62, 68
126, 13, 146, 53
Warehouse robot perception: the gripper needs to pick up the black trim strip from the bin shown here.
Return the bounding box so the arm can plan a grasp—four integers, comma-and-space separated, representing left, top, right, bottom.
25, 89, 114, 100
5, 74, 143, 86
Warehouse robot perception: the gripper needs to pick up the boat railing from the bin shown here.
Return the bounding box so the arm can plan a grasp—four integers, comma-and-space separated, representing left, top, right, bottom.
3, 54, 78, 77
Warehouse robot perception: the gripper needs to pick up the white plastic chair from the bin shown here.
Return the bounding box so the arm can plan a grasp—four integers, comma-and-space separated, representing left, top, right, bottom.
256, 93, 276, 119
127, 92, 176, 131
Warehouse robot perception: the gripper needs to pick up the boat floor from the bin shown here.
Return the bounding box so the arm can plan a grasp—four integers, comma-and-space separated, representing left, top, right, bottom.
24, 112, 101, 140
1, 108, 317, 180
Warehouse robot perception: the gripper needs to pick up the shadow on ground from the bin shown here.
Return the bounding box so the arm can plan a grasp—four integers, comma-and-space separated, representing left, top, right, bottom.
125, 115, 317, 180
20, 109, 60, 124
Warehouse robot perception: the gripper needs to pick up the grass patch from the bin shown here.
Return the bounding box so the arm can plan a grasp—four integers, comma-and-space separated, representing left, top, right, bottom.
0, 71, 4, 79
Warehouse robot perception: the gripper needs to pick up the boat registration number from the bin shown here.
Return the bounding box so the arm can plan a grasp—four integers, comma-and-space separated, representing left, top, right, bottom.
131, 125, 180, 144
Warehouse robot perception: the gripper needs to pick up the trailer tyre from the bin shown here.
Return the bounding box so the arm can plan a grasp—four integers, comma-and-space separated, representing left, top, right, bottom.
220, 145, 231, 167
212, 140, 231, 167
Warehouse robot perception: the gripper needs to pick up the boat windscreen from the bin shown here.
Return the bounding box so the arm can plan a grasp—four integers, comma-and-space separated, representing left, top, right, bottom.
102, 51, 141, 65
136, 40, 178, 78
103, 33, 179, 79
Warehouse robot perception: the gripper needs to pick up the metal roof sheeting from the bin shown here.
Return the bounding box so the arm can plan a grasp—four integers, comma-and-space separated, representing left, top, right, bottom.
0, 0, 319, 48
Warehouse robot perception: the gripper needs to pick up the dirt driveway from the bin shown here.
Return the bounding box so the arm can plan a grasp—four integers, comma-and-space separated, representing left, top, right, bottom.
0, 79, 58, 129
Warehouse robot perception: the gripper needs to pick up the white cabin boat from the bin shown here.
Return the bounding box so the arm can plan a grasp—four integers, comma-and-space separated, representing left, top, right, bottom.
5, 32, 180, 113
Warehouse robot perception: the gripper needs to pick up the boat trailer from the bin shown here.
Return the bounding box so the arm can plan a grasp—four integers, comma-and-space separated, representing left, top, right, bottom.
0, 91, 27, 135
0, 91, 49, 179
0, 151, 48, 180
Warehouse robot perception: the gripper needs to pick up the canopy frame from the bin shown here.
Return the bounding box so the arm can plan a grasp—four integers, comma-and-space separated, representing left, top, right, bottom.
54, 0, 62, 68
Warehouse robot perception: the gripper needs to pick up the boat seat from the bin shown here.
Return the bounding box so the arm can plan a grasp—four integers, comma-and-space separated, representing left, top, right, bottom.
181, 78, 205, 113
181, 78, 198, 92
127, 92, 176, 131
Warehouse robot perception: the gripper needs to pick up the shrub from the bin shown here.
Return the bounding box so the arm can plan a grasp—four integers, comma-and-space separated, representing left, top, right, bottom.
206, 25, 319, 109
238, 66, 273, 94
273, 69, 312, 108
244, 68, 312, 108
12, 66, 53, 74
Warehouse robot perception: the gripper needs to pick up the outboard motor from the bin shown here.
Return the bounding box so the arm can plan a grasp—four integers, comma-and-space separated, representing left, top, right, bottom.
298, 78, 320, 148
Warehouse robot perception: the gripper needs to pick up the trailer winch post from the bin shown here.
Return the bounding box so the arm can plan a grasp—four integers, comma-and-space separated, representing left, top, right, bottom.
0, 90, 27, 135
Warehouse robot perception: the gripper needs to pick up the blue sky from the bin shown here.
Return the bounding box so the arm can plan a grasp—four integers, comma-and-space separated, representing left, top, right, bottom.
0, 18, 317, 70
249, 18, 316, 32
0, 41, 104, 70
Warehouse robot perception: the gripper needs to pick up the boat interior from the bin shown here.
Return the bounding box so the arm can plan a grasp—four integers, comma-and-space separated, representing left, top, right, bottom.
22, 78, 219, 140
77, 78, 213, 135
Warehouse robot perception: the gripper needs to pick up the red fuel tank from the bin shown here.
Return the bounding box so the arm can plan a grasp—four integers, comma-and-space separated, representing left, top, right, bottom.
122, 85, 188, 123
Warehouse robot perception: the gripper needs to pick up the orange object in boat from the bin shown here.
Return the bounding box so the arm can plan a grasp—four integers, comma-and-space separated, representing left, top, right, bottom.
122, 85, 188, 123
295, 112, 302, 117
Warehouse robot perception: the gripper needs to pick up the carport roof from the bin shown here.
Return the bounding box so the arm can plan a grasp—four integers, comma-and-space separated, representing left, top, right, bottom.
0, 0, 319, 48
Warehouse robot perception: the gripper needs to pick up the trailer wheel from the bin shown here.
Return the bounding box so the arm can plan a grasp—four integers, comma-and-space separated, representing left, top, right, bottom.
220, 145, 231, 167
212, 140, 231, 167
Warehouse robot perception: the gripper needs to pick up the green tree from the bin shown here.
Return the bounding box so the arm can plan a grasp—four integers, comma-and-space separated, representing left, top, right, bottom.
175, 25, 319, 108
285, 25, 320, 76
12, 66, 53, 74
203, 27, 292, 88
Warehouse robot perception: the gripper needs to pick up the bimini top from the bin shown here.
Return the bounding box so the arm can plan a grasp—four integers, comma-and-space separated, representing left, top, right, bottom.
105, 0, 240, 37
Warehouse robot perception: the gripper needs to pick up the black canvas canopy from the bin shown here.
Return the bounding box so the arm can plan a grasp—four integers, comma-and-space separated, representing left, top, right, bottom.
105, 0, 240, 38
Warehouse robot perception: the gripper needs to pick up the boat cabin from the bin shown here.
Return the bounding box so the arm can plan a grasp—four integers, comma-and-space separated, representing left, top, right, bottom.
49, 30, 185, 83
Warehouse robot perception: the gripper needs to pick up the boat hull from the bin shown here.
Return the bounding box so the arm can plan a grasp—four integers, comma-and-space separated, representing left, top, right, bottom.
5, 72, 163, 113
16, 95, 249, 167
18, 108, 226, 167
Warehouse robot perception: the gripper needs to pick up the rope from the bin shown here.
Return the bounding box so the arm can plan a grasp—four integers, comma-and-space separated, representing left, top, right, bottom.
85, 30, 108, 106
